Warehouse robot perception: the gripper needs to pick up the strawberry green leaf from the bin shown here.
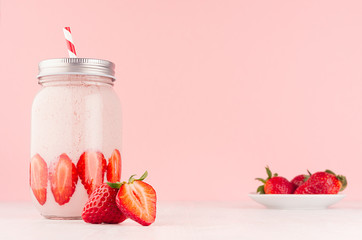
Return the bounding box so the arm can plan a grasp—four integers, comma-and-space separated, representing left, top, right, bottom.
325, 169, 336, 176
107, 182, 124, 189
255, 178, 266, 183
337, 175, 347, 192
257, 185, 265, 194
265, 166, 272, 179
303, 174, 310, 182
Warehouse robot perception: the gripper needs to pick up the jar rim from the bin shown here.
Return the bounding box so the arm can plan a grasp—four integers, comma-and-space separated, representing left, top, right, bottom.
37, 58, 116, 81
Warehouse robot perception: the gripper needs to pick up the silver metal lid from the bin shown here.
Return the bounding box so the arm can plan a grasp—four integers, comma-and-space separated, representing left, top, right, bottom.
37, 58, 116, 80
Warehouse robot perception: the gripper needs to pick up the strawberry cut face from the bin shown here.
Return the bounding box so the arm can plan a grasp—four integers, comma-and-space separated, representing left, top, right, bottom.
30, 154, 48, 205
49, 154, 78, 205
107, 149, 121, 183
77, 151, 107, 196
116, 181, 157, 226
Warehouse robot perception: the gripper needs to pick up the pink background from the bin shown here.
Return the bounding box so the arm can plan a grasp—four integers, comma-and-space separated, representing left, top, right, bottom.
1, 0, 362, 201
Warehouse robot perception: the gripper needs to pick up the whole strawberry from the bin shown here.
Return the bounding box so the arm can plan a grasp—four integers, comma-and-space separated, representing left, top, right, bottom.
109, 171, 157, 226
256, 166, 295, 194
294, 170, 347, 194
290, 171, 311, 189
82, 183, 127, 224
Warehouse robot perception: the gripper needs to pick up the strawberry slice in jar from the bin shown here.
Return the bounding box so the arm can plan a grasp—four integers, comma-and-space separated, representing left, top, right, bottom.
49, 154, 78, 205
30, 154, 48, 205
107, 149, 122, 183
77, 151, 107, 196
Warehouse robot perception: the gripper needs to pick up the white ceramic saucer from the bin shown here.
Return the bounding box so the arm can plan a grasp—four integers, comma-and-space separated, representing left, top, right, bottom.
249, 193, 345, 210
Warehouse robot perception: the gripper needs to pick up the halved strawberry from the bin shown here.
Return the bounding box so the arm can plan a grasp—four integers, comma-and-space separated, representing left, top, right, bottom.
107, 149, 121, 183
111, 171, 156, 226
77, 151, 107, 196
30, 154, 48, 205
49, 154, 78, 205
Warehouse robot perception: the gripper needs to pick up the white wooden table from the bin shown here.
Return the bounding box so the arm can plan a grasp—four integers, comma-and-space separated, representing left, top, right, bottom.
1, 201, 362, 240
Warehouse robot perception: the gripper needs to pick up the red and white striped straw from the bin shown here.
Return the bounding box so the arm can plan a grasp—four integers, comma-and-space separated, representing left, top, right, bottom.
63, 27, 77, 58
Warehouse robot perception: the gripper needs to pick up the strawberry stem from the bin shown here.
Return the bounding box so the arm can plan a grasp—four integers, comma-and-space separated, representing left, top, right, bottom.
128, 174, 137, 183
128, 171, 148, 183
137, 171, 148, 181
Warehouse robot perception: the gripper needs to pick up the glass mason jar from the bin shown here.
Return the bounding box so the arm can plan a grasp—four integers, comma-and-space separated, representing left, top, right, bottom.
30, 58, 122, 219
